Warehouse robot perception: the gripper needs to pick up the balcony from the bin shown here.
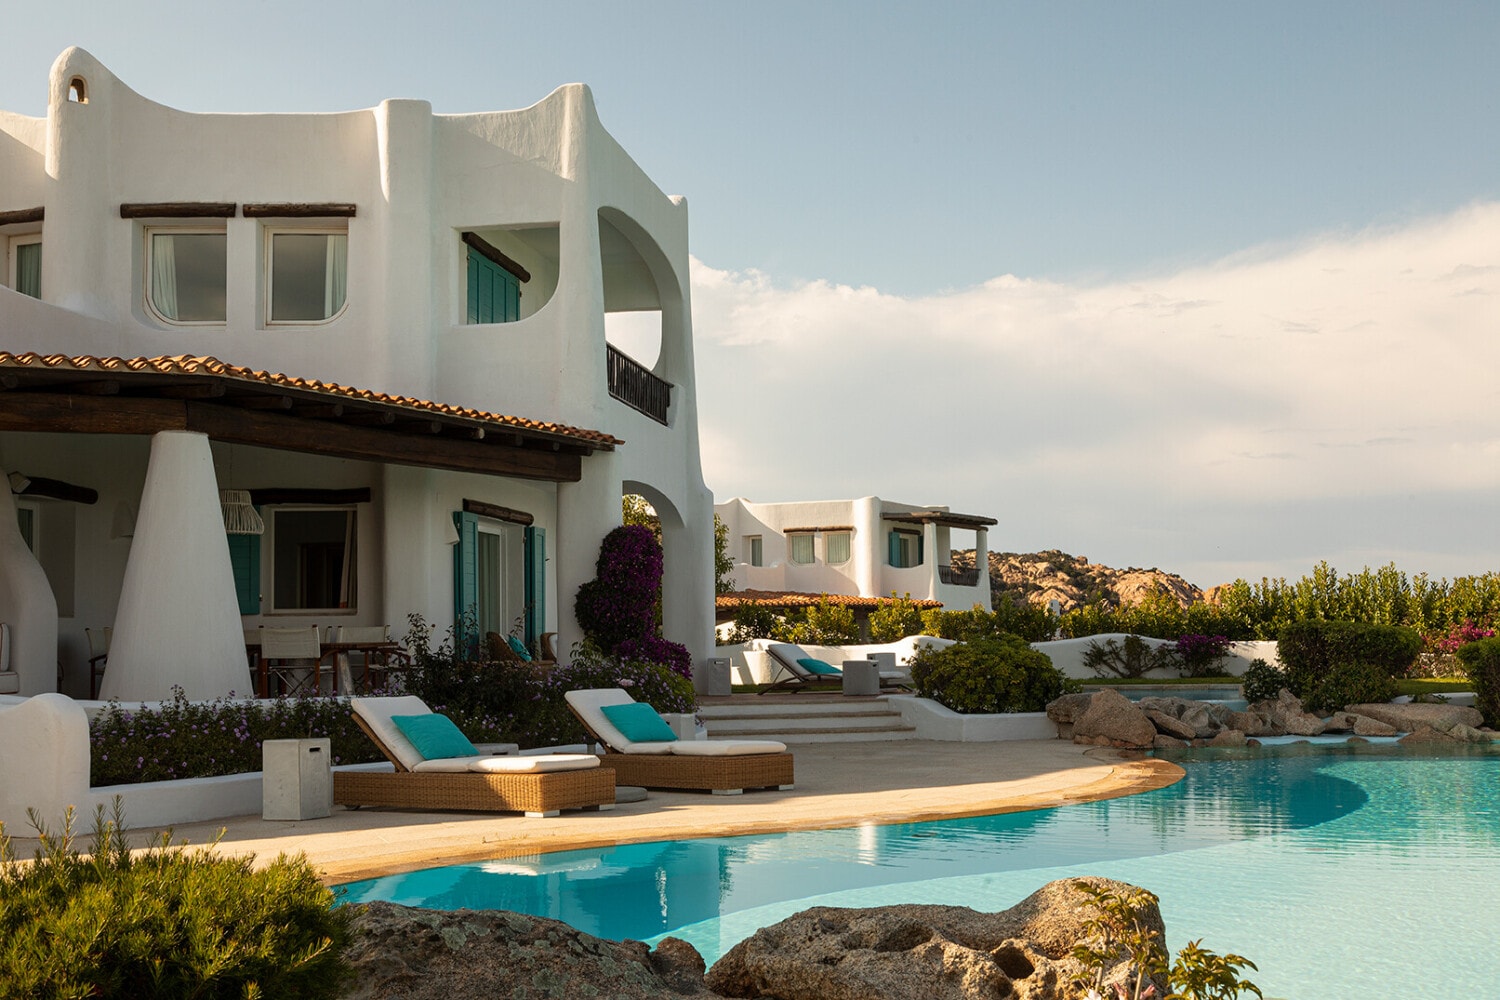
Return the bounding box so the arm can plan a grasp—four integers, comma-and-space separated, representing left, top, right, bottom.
938, 566, 981, 587
607, 344, 672, 425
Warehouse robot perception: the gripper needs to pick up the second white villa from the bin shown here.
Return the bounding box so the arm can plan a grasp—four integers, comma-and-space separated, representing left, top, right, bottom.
715, 496, 997, 612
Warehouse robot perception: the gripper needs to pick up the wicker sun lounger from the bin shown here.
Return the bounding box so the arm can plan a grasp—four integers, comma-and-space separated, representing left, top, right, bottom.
565, 688, 794, 795
334, 696, 615, 818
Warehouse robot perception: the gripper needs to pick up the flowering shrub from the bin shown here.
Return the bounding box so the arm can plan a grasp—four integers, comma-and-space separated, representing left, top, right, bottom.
89, 688, 383, 786
1174, 634, 1234, 678
574, 525, 663, 651
615, 635, 693, 679
1427, 619, 1497, 654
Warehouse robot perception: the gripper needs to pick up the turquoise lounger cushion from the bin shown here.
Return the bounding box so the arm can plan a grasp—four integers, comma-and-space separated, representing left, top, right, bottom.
601, 702, 678, 743
391, 713, 479, 760
506, 635, 533, 661
797, 657, 841, 676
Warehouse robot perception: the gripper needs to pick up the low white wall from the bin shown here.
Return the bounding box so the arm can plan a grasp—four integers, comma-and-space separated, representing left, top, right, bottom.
889, 695, 1060, 741
723, 636, 957, 685
1033, 634, 1280, 679
0, 693, 389, 831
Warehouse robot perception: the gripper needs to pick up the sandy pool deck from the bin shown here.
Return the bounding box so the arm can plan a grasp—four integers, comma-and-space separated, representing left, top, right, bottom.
38, 740, 1181, 884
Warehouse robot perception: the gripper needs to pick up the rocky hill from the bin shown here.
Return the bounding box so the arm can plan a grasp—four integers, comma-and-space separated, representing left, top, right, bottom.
952, 549, 1203, 611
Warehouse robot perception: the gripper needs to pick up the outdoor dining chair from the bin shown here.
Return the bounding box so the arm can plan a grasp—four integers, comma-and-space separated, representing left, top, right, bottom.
258, 624, 329, 697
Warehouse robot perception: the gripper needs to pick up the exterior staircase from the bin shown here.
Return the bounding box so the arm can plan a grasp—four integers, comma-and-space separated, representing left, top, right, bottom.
696, 695, 916, 744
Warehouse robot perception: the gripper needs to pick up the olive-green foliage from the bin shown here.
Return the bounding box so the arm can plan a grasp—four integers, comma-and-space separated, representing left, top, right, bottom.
1275, 620, 1422, 702
1082, 635, 1181, 679
1455, 636, 1500, 725
0, 802, 352, 999
713, 513, 735, 595
723, 601, 780, 645
909, 636, 1076, 714
1301, 660, 1397, 715
867, 593, 926, 643
90, 688, 384, 787
1059, 588, 1257, 642
1238, 658, 1287, 705
919, 602, 1057, 644
780, 595, 859, 646
1069, 879, 1263, 1000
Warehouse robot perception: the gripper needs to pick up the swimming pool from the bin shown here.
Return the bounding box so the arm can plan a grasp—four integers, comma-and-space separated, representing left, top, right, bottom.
337, 743, 1500, 999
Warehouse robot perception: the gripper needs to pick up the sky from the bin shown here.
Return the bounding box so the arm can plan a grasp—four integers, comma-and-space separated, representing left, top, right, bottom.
5, 2, 1499, 588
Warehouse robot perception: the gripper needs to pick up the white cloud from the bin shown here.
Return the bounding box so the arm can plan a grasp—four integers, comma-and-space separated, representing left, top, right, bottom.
690, 203, 1500, 585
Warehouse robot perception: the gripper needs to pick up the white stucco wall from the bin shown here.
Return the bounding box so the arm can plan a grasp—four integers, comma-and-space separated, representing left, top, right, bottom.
0, 48, 715, 683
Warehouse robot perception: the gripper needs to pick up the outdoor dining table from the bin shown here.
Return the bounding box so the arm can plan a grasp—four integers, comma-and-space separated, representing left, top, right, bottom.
245, 640, 407, 698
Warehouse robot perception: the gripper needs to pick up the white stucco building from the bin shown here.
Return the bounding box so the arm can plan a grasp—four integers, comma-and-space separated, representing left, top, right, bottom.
715, 497, 996, 611
0, 49, 714, 701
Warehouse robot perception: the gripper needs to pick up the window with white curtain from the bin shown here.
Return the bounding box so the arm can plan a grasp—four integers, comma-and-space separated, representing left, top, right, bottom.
7, 234, 41, 299
789, 533, 815, 565
746, 536, 763, 567
825, 531, 851, 564
147, 229, 227, 323
267, 229, 348, 323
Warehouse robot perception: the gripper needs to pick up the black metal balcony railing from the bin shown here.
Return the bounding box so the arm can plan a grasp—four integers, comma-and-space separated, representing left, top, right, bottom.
939, 566, 981, 587
607, 344, 672, 425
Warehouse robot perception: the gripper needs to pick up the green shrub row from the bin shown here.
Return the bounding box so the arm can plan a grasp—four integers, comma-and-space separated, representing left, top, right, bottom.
908, 635, 1077, 714
91, 619, 694, 786
1270, 620, 1419, 714
0, 802, 352, 998
1455, 637, 1500, 725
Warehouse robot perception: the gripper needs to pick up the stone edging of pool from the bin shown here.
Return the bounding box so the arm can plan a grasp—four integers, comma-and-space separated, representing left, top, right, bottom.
315, 749, 1185, 885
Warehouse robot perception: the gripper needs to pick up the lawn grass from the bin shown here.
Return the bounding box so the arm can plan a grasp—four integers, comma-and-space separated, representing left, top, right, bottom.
1396, 677, 1473, 697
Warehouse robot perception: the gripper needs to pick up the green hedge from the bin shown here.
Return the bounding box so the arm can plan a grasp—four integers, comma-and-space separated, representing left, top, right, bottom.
909, 635, 1077, 714
1455, 636, 1500, 725
1275, 620, 1422, 701
0, 803, 352, 998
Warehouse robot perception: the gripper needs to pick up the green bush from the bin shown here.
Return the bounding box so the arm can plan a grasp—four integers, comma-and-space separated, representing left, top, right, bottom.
1082, 635, 1180, 679
0, 802, 352, 999
723, 601, 780, 644
1455, 636, 1500, 725
918, 603, 1055, 644
1302, 660, 1397, 715
1276, 621, 1422, 700
868, 593, 926, 643
909, 636, 1077, 714
1239, 658, 1287, 704
778, 595, 860, 645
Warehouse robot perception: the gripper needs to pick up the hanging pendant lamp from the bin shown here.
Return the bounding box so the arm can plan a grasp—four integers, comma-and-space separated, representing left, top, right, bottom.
219, 489, 265, 535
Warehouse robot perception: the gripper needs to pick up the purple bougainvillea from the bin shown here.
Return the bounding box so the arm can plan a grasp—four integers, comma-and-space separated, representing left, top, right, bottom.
573, 524, 692, 677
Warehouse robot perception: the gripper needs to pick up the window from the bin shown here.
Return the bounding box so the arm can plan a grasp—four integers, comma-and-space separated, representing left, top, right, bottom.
266, 229, 347, 323
147, 229, 226, 323
888, 529, 922, 569
826, 531, 851, 565
788, 533, 815, 565
476, 522, 525, 637
7, 235, 40, 299
746, 536, 763, 567
269, 507, 356, 612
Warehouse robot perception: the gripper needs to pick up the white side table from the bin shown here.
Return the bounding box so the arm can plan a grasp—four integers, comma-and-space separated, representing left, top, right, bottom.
841, 660, 880, 697
262, 738, 332, 821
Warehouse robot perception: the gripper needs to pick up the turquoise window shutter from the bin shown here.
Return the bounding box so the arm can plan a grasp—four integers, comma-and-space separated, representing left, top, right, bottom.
452, 510, 479, 646
888, 530, 900, 568
227, 532, 261, 614
524, 526, 546, 647
466, 247, 520, 324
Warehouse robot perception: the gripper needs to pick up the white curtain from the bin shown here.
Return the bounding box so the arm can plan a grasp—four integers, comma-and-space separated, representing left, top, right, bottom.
151, 234, 178, 320
14, 242, 40, 298
324, 233, 347, 318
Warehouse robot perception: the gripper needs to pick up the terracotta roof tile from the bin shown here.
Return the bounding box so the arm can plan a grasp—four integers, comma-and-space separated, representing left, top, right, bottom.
0, 352, 622, 447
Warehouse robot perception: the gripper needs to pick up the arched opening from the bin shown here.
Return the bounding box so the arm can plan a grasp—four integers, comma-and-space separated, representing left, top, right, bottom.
67, 77, 88, 104
599, 212, 663, 369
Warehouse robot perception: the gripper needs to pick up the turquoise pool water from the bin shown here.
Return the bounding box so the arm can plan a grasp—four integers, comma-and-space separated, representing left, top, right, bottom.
336, 743, 1500, 999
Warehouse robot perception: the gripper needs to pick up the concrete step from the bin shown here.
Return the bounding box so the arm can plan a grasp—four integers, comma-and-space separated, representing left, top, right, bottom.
696, 698, 894, 719
708, 713, 909, 734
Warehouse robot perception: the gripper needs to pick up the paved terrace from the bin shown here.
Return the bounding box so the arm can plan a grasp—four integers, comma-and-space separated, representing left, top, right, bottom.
19, 741, 1183, 885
